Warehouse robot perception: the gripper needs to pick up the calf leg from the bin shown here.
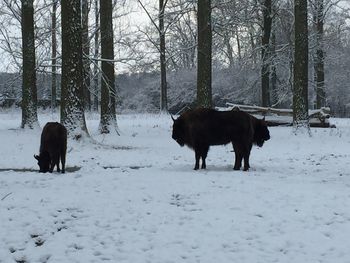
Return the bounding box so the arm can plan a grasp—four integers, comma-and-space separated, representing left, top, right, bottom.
52, 153, 60, 172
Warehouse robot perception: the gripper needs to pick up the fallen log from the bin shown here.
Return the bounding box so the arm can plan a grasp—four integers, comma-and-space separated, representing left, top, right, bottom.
217, 103, 335, 128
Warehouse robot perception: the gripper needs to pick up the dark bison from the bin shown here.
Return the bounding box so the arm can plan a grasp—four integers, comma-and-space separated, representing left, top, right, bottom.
172, 108, 270, 171
34, 122, 67, 173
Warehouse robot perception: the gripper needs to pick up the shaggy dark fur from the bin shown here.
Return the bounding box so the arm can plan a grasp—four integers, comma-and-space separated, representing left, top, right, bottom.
172, 108, 270, 171
34, 122, 67, 173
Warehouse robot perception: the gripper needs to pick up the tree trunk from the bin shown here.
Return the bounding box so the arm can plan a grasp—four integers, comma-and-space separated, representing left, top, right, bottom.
60, 0, 88, 136
159, 0, 168, 112
249, 27, 257, 65
51, 0, 57, 110
197, 0, 212, 108
219, 7, 234, 67
99, 0, 117, 133
293, 0, 310, 130
82, 0, 91, 111
236, 29, 242, 62
261, 0, 272, 107
270, 17, 277, 106
314, 0, 325, 108
93, 0, 99, 111
21, 0, 38, 129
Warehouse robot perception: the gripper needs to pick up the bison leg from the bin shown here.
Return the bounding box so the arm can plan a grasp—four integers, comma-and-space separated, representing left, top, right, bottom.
60, 149, 66, 174
243, 152, 250, 171
53, 154, 60, 172
201, 145, 209, 169
194, 148, 201, 170
49, 160, 55, 173
243, 143, 252, 171
51, 154, 60, 172
232, 142, 242, 170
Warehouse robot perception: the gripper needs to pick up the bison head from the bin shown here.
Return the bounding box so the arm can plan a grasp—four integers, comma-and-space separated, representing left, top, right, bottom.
172, 116, 186, 147
254, 118, 270, 147
34, 152, 51, 173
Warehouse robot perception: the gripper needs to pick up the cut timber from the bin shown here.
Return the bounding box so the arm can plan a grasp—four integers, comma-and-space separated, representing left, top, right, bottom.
217, 103, 334, 128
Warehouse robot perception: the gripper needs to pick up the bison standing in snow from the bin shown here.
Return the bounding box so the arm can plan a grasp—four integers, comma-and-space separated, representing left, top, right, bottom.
171, 108, 270, 171
34, 122, 67, 173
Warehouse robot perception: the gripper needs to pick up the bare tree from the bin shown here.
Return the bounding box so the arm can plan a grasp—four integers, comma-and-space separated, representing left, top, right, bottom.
197, 0, 212, 108
82, 0, 91, 110
51, 0, 58, 110
261, 0, 272, 107
159, 0, 167, 112
270, 20, 277, 106
60, 0, 88, 136
137, 0, 170, 112
93, 0, 99, 111
99, 0, 117, 133
21, 0, 38, 129
312, 0, 325, 108
293, 0, 310, 130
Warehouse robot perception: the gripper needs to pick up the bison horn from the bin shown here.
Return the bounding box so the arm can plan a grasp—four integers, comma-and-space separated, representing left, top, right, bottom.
171, 115, 175, 122
34, 154, 39, 160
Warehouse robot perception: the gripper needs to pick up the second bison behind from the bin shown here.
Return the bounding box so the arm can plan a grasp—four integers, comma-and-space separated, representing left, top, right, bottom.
172, 108, 270, 171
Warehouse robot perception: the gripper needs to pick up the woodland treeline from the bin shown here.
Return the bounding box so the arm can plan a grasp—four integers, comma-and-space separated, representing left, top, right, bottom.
0, 0, 349, 136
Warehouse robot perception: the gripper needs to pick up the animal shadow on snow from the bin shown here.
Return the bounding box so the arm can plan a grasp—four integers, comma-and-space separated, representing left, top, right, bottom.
0, 166, 81, 174
168, 163, 265, 173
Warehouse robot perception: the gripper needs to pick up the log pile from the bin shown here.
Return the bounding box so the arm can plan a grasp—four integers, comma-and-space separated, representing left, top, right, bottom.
218, 103, 334, 128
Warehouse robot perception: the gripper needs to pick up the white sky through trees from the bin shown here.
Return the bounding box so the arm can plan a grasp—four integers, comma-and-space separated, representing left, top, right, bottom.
0, 0, 149, 73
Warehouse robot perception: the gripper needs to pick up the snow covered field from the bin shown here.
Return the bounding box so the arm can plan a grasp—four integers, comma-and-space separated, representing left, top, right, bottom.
0, 110, 350, 263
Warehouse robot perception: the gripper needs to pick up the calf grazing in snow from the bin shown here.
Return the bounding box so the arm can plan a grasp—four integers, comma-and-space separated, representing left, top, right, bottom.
172, 108, 270, 171
34, 122, 67, 173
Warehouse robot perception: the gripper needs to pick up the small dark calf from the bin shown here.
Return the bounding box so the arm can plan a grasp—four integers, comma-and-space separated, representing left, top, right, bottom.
34, 122, 67, 173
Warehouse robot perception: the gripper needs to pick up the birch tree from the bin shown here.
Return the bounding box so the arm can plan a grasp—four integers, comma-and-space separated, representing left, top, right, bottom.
21, 0, 39, 129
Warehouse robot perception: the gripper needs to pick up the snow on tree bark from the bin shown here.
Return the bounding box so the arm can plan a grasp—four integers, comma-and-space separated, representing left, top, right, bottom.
21, 0, 38, 129
60, 0, 88, 137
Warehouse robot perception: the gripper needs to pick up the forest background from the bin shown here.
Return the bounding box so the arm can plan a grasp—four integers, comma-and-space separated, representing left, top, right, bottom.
0, 0, 349, 117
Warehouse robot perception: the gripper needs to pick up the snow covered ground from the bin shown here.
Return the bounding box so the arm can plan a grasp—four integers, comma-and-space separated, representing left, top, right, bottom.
0, 110, 350, 263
